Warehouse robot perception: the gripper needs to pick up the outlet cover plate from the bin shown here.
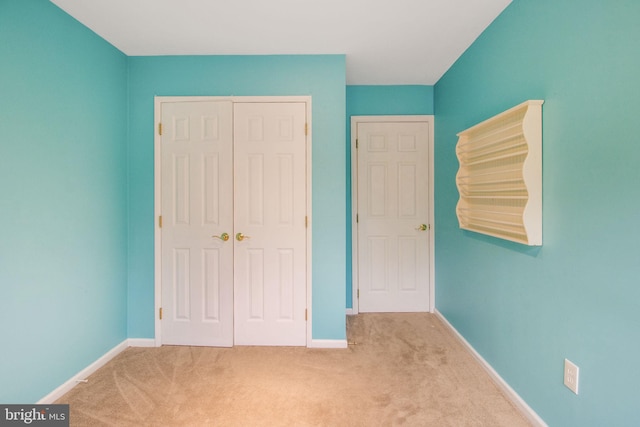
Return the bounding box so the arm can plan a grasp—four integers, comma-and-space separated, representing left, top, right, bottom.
564, 358, 579, 394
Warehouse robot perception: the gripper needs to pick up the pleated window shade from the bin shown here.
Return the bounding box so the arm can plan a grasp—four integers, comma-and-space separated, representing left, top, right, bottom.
456, 100, 544, 245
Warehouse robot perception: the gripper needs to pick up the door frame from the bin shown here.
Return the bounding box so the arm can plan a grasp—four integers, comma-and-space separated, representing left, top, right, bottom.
350, 115, 435, 314
153, 96, 313, 347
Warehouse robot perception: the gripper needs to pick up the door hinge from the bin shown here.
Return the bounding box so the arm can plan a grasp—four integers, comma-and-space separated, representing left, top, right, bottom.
158, 122, 163, 135
305, 216, 308, 228
159, 215, 163, 228
305, 123, 308, 136
305, 309, 308, 321
356, 214, 359, 223
159, 307, 163, 320
356, 139, 358, 149
357, 289, 360, 299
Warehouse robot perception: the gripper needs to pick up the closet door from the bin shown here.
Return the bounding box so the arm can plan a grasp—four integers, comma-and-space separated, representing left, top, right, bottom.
160, 101, 234, 346
356, 120, 431, 312
233, 102, 308, 346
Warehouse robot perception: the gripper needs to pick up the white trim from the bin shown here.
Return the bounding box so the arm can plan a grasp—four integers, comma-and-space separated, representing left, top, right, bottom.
153, 96, 163, 348
350, 115, 436, 314
434, 310, 548, 427
304, 101, 313, 348
154, 96, 313, 347
37, 340, 129, 404
128, 338, 158, 348
307, 339, 348, 349
350, 120, 359, 314
346, 308, 355, 316
428, 120, 435, 312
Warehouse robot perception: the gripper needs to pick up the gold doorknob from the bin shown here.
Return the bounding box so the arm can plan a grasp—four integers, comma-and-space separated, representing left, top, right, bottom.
416, 224, 429, 231
236, 232, 251, 241
212, 232, 230, 242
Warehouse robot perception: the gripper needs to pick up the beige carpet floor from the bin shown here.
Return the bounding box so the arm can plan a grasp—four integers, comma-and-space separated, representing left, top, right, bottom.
56, 313, 531, 426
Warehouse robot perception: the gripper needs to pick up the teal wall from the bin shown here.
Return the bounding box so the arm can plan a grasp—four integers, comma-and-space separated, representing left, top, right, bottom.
127, 55, 347, 340
345, 86, 434, 308
0, 0, 128, 403
434, 1, 640, 425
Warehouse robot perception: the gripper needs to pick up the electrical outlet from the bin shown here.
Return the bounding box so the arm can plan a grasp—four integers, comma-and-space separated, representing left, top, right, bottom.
564, 359, 579, 394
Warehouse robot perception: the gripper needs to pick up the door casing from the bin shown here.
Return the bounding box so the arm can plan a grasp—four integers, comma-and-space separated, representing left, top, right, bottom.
153, 96, 313, 347
350, 115, 435, 314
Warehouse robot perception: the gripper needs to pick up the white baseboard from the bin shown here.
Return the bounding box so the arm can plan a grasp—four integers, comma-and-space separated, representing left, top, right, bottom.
346, 308, 355, 315
434, 310, 547, 427
37, 337, 159, 404
128, 338, 157, 347
37, 339, 129, 404
308, 339, 348, 349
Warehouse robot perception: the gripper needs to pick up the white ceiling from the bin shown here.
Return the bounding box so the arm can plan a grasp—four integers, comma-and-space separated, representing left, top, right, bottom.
50, 0, 511, 85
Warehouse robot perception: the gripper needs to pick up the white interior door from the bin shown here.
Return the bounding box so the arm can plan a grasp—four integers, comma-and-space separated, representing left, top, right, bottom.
233, 102, 307, 346
160, 101, 234, 346
356, 120, 431, 312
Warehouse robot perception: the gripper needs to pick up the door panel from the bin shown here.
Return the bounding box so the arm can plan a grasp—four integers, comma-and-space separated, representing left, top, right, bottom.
161, 101, 234, 346
357, 121, 430, 312
233, 102, 307, 345
160, 100, 307, 347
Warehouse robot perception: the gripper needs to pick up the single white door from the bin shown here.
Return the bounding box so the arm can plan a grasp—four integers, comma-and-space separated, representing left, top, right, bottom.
161, 101, 234, 346
357, 120, 430, 312
233, 102, 307, 345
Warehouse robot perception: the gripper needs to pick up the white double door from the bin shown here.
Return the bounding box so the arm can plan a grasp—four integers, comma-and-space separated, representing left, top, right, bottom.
160, 100, 307, 347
